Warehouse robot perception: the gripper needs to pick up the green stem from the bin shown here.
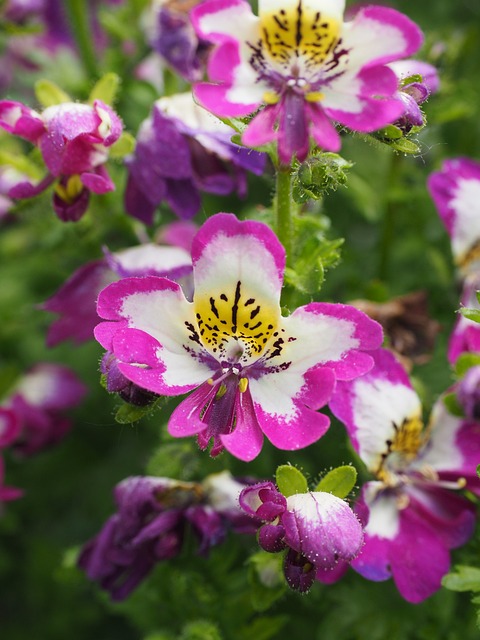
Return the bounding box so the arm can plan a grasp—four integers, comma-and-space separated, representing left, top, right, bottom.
65, 0, 99, 81
378, 153, 402, 280
276, 164, 293, 263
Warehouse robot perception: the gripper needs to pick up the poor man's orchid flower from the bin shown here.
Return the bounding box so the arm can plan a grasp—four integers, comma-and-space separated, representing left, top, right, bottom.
191, 0, 423, 164
78, 470, 258, 600
95, 213, 383, 461
140, 0, 210, 84
41, 229, 194, 347
428, 157, 480, 275
328, 348, 480, 603
0, 409, 23, 511
388, 59, 439, 133
428, 157, 480, 363
240, 481, 363, 592
1, 363, 86, 456
125, 92, 266, 224
0, 99, 122, 221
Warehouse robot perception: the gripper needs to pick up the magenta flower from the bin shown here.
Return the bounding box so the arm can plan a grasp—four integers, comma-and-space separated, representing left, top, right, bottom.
240, 481, 363, 592
0, 99, 123, 221
95, 213, 382, 461
329, 348, 480, 603
1, 363, 86, 456
42, 236, 194, 347
457, 365, 480, 421
125, 92, 266, 223
191, 0, 423, 164
78, 471, 257, 600
428, 157, 480, 273
428, 157, 480, 362
388, 59, 439, 132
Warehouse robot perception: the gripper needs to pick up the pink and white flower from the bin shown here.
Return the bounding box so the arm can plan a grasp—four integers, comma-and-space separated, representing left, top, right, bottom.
329, 348, 480, 603
240, 481, 363, 592
191, 0, 423, 163
428, 157, 480, 362
0, 99, 123, 221
1, 363, 87, 456
428, 157, 480, 274
95, 213, 382, 461
42, 232, 194, 347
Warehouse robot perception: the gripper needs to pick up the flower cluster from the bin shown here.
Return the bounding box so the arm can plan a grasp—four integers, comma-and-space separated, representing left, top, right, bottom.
78, 470, 258, 600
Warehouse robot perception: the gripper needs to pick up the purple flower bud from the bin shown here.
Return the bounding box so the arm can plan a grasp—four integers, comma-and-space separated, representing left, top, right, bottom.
457, 365, 480, 421
282, 492, 364, 572
101, 352, 158, 407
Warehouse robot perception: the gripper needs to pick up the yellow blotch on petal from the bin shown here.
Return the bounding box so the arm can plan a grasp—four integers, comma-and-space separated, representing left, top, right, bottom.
260, 2, 340, 67
54, 175, 84, 203
194, 280, 279, 360
305, 91, 325, 102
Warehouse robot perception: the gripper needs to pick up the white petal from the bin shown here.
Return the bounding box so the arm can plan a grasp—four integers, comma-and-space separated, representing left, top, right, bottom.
352, 377, 422, 472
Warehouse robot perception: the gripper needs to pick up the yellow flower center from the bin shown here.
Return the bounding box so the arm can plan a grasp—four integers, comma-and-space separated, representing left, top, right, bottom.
193, 280, 279, 361
260, 3, 340, 68
376, 415, 425, 483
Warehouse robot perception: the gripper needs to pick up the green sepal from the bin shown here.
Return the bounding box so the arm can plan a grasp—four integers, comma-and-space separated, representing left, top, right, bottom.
443, 392, 464, 417
477, 463, 480, 480
275, 464, 308, 497
34, 79, 71, 107
292, 152, 353, 203
455, 353, 480, 376
114, 396, 165, 424
376, 124, 403, 140
442, 565, 480, 592
315, 465, 357, 498
88, 72, 121, 106
109, 132, 136, 158
461, 307, 480, 323
390, 138, 421, 155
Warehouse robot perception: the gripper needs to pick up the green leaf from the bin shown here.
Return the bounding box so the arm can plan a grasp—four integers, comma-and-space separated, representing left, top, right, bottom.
442, 566, 480, 592
114, 396, 165, 424
34, 79, 71, 107
461, 307, 480, 323
443, 392, 464, 417
275, 465, 308, 497
248, 551, 287, 612
315, 465, 357, 498
109, 131, 136, 158
88, 72, 121, 105
477, 463, 480, 480
455, 353, 480, 376
284, 214, 343, 294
